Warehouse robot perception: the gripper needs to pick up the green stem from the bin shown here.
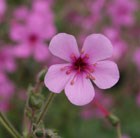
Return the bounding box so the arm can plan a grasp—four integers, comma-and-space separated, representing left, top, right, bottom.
116, 123, 122, 138
36, 93, 55, 125
0, 112, 22, 138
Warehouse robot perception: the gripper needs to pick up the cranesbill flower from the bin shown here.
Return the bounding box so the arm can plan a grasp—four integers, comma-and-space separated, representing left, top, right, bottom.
44, 33, 119, 106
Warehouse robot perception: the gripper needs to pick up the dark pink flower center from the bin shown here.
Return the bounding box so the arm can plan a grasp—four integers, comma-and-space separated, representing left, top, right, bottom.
61, 52, 96, 85
28, 34, 38, 44
73, 57, 88, 72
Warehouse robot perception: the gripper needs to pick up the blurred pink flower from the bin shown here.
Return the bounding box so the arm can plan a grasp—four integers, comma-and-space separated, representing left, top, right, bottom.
66, 0, 105, 31
133, 48, 140, 70
10, 15, 54, 62
32, 0, 56, 36
103, 27, 127, 61
87, 0, 105, 24
81, 91, 113, 119
44, 33, 119, 106
107, 0, 137, 27
0, 73, 15, 112
0, 46, 16, 72
10, 1, 56, 62
0, 0, 6, 22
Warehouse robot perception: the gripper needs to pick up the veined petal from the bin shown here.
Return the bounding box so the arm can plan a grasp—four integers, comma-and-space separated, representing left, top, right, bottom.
65, 74, 95, 106
49, 33, 80, 62
82, 34, 113, 63
44, 64, 73, 93
92, 60, 119, 89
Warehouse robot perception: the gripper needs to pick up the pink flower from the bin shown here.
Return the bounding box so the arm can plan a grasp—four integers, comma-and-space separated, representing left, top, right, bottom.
0, 46, 16, 72
10, 14, 53, 62
107, 0, 137, 27
10, 1, 56, 62
133, 48, 140, 70
0, 73, 15, 112
44, 33, 119, 106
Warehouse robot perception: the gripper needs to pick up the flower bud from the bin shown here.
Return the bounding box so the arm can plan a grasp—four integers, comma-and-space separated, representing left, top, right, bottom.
107, 113, 120, 126
28, 93, 43, 110
35, 129, 44, 137
37, 69, 47, 82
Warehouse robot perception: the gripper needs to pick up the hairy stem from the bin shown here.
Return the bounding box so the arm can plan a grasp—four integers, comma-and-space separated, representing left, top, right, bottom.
36, 93, 55, 125
0, 112, 22, 138
94, 99, 122, 138
116, 123, 122, 138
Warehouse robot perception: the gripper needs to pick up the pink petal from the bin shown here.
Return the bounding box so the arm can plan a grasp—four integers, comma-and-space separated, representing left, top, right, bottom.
49, 33, 80, 62
44, 64, 73, 93
65, 74, 95, 106
34, 43, 49, 62
82, 34, 113, 63
10, 24, 26, 42
14, 44, 31, 58
92, 60, 119, 89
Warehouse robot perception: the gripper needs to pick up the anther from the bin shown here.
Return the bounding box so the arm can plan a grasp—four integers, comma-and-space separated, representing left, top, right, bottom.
83, 54, 89, 60
70, 80, 74, 85
88, 68, 94, 73
70, 73, 77, 85
60, 66, 70, 71
66, 70, 71, 75
81, 49, 84, 54
70, 54, 77, 61
90, 75, 96, 80
60, 67, 66, 71
93, 63, 97, 66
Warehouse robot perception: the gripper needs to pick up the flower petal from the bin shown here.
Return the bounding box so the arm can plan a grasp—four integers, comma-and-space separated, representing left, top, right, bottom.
14, 44, 31, 58
82, 34, 113, 63
92, 60, 119, 89
34, 43, 49, 62
65, 74, 95, 106
49, 33, 80, 62
44, 64, 73, 93
10, 24, 26, 42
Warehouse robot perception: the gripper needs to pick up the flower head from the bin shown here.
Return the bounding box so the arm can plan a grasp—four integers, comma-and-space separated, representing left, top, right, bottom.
44, 33, 119, 106
10, 1, 56, 62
